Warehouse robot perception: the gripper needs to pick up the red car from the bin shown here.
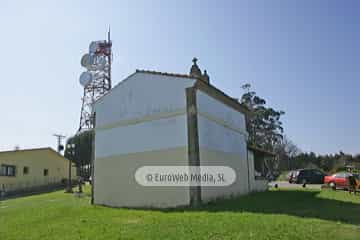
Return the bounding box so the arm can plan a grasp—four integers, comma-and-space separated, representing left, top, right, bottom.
324, 172, 355, 190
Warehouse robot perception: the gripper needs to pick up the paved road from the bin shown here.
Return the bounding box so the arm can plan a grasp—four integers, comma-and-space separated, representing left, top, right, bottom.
269, 181, 323, 190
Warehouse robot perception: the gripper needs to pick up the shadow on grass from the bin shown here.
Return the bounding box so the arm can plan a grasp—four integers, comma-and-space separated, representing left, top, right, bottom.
1, 186, 67, 201
167, 190, 360, 225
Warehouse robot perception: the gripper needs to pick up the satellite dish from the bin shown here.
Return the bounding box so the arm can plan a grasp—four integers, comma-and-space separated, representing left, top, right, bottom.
81, 54, 98, 70
97, 56, 107, 66
81, 54, 91, 68
89, 41, 102, 53
89, 42, 98, 53
79, 72, 93, 87
89, 40, 107, 54
93, 56, 106, 70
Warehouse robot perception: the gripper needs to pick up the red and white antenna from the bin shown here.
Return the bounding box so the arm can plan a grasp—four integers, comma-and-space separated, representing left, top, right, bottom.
78, 29, 113, 132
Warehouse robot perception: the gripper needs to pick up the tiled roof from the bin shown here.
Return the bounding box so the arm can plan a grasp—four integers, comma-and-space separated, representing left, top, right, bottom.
0, 147, 70, 160
0, 147, 52, 154
136, 69, 199, 80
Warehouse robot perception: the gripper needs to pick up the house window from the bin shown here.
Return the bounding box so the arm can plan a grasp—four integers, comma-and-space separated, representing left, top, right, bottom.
0, 164, 16, 177
23, 166, 29, 175
43, 169, 49, 176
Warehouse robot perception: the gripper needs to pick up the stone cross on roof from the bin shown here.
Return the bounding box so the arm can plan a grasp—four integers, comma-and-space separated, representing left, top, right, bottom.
189, 57, 210, 84
190, 57, 202, 78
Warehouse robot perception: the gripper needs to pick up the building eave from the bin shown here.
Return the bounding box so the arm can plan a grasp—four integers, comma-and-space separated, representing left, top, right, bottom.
135, 69, 199, 80
0, 147, 71, 161
194, 80, 251, 117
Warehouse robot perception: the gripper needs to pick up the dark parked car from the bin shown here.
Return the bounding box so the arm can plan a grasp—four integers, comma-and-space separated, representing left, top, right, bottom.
288, 169, 325, 184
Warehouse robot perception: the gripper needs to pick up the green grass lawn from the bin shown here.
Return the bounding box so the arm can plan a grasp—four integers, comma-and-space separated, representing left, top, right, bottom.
1, 187, 359, 240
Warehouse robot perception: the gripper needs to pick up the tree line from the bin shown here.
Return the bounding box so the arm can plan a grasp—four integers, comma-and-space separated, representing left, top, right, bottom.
284, 150, 360, 173
240, 83, 359, 174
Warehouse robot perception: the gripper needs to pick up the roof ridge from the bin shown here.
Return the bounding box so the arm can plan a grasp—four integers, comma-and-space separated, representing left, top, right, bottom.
136, 69, 199, 80
0, 147, 71, 161
0, 147, 53, 154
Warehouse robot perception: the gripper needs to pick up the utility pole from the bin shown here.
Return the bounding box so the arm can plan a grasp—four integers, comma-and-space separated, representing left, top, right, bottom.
53, 134, 66, 153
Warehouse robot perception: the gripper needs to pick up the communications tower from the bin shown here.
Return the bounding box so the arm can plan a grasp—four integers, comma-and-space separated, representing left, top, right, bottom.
78, 30, 112, 131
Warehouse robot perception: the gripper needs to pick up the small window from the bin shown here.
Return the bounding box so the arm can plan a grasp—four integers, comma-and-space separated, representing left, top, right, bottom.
23, 167, 29, 175
300, 170, 309, 176
310, 170, 322, 176
0, 165, 6, 176
344, 173, 351, 178
0, 164, 16, 177
43, 169, 49, 176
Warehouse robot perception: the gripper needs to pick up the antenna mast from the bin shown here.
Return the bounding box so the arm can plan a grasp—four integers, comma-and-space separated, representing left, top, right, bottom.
78, 29, 112, 132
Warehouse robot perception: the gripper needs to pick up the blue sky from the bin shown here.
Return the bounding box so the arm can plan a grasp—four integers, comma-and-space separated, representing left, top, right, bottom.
0, 1, 358, 155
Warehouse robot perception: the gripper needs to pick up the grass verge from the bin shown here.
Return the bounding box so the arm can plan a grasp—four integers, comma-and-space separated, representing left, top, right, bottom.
0, 187, 359, 240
